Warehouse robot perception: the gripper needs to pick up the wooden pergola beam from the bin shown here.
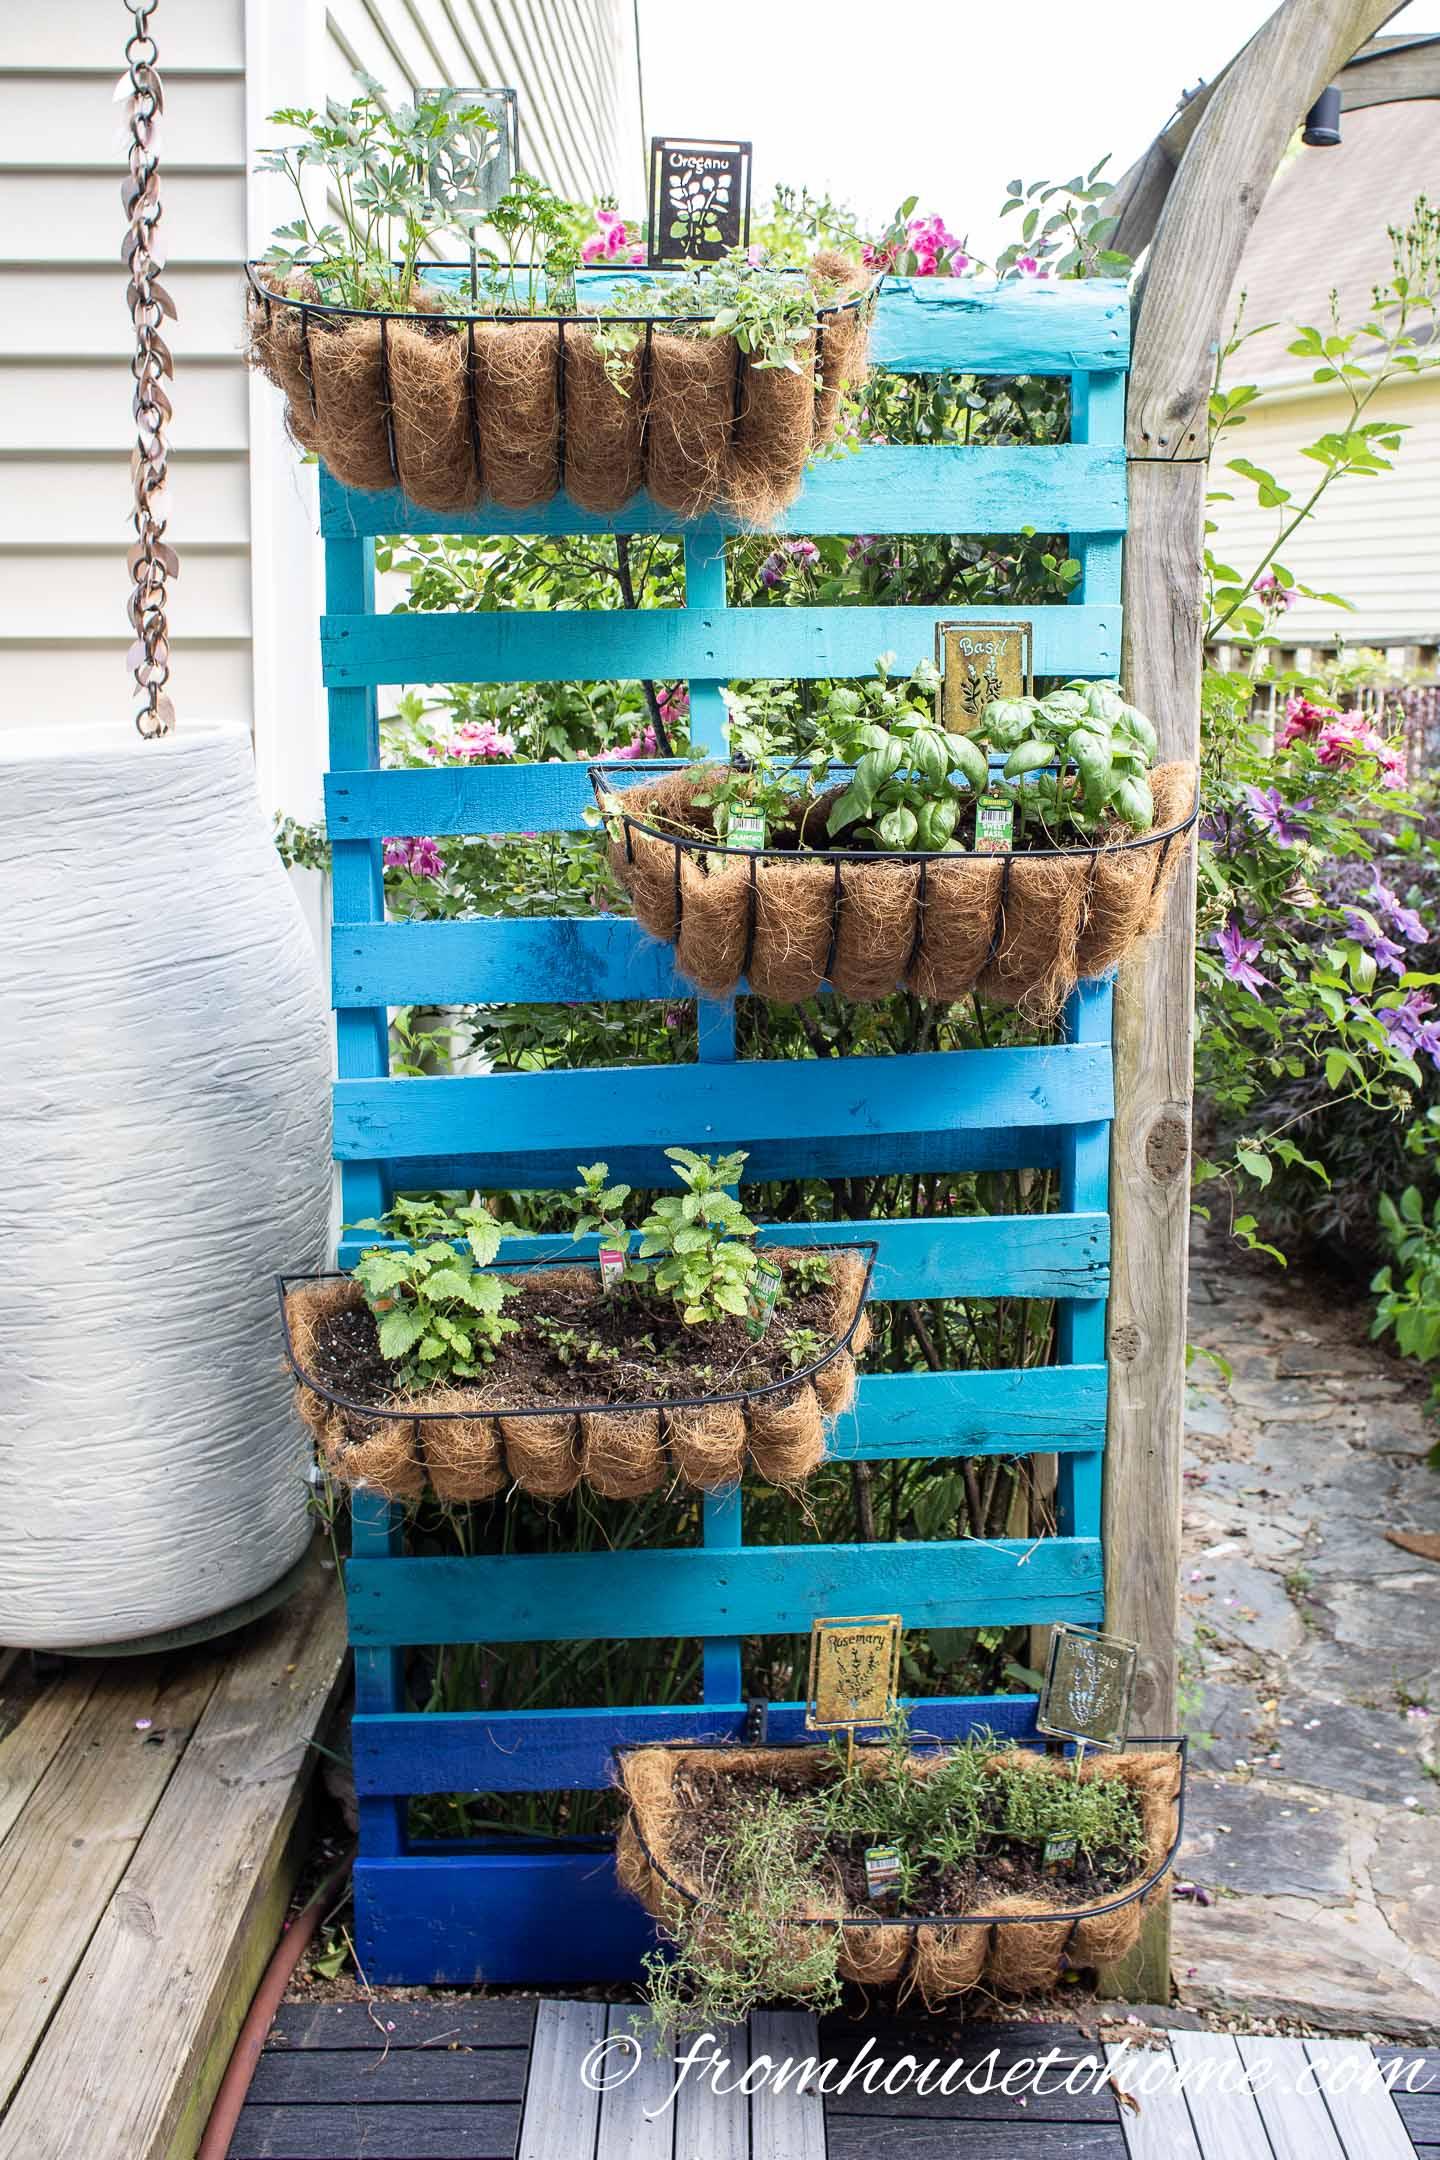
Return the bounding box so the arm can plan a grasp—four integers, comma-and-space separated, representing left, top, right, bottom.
1103, 14, 1438, 263
1101, 0, 1401, 1999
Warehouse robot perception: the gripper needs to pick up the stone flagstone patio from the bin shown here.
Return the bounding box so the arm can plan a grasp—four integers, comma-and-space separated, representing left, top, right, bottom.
1175, 1228, 1440, 2040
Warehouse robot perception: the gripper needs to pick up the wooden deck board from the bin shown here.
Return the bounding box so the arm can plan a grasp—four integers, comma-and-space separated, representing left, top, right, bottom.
515, 2000, 604, 2160
0, 1656, 220, 2111
750, 2011, 826, 2160
0, 1664, 99, 1846
675, 2020, 748, 2160
1237, 2035, 1346, 2160
229, 2000, 1437, 2157
227, 2102, 522, 2157
595, 2004, 674, 2160
1306, 2039, 1420, 2160
1106, 2040, 1203, 2159
0, 1550, 346, 2160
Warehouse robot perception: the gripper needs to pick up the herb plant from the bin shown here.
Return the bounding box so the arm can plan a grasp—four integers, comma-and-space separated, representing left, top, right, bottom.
351, 1196, 516, 1386
641, 1716, 1151, 2035
636, 1148, 759, 1323
257, 79, 502, 309
259, 81, 862, 374
669, 658, 1161, 854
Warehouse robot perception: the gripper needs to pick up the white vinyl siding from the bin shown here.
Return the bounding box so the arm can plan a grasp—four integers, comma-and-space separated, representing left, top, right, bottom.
0, 1, 251, 739
1206, 376, 1440, 650
1, 0, 637, 759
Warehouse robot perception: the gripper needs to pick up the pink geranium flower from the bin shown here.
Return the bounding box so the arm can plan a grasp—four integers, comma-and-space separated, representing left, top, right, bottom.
581, 208, 646, 265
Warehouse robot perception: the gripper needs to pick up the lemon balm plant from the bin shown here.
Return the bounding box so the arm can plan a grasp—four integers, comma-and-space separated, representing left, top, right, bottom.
350, 1195, 517, 1386
636, 1148, 760, 1323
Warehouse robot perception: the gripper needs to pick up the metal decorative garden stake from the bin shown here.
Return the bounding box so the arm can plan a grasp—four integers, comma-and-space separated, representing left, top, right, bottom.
421, 87, 519, 300
122, 0, 179, 738
646, 138, 753, 267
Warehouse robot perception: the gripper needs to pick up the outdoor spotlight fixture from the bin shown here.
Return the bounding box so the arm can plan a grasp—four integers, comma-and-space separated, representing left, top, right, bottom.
1302, 84, 1342, 147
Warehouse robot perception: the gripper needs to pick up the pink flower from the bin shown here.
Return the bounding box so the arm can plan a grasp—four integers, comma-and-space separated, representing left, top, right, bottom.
746, 243, 764, 266
581, 208, 643, 265
759, 549, 788, 588
903, 214, 967, 277
1277, 693, 1338, 748
601, 724, 659, 762
1315, 713, 1405, 786
1255, 568, 1295, 612
1015, 254, 1049, 278
655, 684, 689, 718
382, 836, 445, 879
449, 720, 516, 760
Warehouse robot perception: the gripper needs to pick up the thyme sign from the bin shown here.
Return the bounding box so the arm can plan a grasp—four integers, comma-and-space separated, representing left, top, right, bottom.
647, 137, 752, 267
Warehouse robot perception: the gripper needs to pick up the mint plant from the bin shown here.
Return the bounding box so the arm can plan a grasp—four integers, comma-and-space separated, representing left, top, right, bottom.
351, 1196, 516, 1386
572, 1161, 647, 1287
637, 1148, 759, 1323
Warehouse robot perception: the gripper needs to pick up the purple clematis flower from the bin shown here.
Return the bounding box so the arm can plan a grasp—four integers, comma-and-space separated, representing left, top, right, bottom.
1369, 870, 1429, 944
1242, 784, 1313, 848
1345, 910, 1408, 975
1216, 915, 1269, 997
1376, 990, 1440, 1072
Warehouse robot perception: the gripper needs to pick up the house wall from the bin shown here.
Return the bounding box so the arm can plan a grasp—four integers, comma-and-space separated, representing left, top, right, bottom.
1205, 375, 1440, 659
1, 0, 639, 785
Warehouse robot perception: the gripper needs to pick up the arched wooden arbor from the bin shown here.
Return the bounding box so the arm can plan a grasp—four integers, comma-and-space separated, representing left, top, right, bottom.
1103, 0, 1439, 1992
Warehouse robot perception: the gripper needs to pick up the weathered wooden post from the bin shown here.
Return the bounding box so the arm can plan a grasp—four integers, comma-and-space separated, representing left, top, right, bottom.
1102, 0, 1400, 1995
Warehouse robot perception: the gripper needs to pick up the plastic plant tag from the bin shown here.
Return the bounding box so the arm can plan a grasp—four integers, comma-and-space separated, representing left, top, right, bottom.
1036, 1623, 1138, 1752
1042, 1834, 1078, 1868
727, 808, 767, 851
744, 1256, 784, 1339
864, 1844, 903, 1899
598, 1246, 627, 1294
974, 793, 1015, 854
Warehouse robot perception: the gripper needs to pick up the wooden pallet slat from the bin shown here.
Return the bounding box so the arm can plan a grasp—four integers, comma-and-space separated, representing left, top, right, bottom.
319, 439, 1126, 539
333, 1043, 1114, 1164
346, 1536, 1103, 1647
337, 1211, 1110, 1300
321, 597, 1122, 689
350, 1691, 1043, 1796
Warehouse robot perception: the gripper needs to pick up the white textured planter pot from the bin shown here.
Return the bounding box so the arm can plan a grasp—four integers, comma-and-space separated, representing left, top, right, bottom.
0, 722, 332, 1649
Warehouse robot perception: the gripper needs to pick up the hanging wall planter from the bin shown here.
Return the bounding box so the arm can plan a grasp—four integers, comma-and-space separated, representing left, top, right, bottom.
279, 1242, 875, 1503
594, 760, 1198, 1015
245, 255, 872, 524
616, 1735, 1185, 2009
593, 672, 1199, 1017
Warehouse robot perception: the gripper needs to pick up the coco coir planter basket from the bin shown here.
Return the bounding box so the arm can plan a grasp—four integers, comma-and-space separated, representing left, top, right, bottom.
594, 761, 1200, 1016
278, 1244, 875, 1504
616, 1735, 1185, 2008
245, 256, 872, 523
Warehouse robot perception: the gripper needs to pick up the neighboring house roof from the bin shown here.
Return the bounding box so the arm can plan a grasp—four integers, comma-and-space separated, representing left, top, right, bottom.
1228, 100, 1438, 386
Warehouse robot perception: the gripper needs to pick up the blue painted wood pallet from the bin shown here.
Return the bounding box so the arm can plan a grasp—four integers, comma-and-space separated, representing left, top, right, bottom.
319, 276, 1128, 1985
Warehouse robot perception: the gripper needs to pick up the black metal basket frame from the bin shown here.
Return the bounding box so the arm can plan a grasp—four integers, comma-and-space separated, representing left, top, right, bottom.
246, 262, 877, 489
617, 1731, 1188, 1937
591, 760, 1200, 989
276, 1239, 878, 1425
